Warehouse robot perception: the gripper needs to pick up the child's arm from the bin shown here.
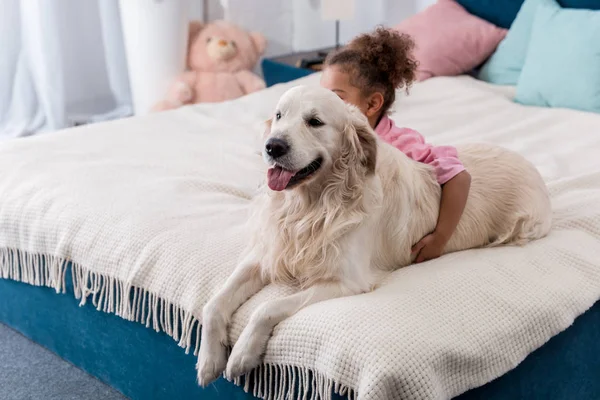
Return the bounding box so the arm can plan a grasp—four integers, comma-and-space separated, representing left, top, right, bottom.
378, 127, 471, 262
412, 170, 471, 263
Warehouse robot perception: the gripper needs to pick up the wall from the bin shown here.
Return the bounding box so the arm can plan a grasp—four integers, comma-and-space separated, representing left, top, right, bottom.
189, 0, 293, 58
189, 0, 428, 58
292, 0, 419, 52
417, 0, 435, 12
227, 0, 294, 57
189, 0, 224, 22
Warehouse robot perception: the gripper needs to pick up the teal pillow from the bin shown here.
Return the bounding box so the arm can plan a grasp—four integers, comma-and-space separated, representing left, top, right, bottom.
515, 0, 600, 113
477, 0, 540, 85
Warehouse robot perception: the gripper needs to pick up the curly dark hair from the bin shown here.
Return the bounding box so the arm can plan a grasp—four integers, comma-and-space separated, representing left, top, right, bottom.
324, 26, 418, 115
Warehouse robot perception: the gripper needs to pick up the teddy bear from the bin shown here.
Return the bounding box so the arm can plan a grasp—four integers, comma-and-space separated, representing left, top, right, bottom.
153, 20, 266, 111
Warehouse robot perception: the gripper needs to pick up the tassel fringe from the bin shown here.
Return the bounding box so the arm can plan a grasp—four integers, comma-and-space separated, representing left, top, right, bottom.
0, 247, 356, 399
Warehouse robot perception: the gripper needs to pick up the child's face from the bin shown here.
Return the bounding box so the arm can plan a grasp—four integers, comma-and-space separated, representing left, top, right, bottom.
320, 66, 369, 116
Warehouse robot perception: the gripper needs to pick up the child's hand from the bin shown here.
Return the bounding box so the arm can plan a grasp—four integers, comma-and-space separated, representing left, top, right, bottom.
412, 170, 471, 264
411, 232, 448, 263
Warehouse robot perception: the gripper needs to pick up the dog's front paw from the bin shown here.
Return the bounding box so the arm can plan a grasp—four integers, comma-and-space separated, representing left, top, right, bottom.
197, 311, 229, 386
226, 346, 262, 380
197, 341, 228, 386
225, 324, 268, 380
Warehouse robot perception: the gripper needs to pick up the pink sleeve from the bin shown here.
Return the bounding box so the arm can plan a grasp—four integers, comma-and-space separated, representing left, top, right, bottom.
379, 127, 465, 184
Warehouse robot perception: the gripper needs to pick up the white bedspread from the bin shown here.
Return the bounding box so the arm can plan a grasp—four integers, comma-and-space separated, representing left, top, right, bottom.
1, 74, 600, 400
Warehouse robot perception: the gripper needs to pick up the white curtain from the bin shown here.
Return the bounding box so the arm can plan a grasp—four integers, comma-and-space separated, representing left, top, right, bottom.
0, 0, 132, 140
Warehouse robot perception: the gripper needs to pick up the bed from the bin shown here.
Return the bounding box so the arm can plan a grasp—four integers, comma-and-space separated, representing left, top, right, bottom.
1, 71, 599, 400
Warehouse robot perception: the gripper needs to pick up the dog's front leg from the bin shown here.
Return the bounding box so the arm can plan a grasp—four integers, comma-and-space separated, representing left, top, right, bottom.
225, 282, 354, 379
197, 252, 266, 386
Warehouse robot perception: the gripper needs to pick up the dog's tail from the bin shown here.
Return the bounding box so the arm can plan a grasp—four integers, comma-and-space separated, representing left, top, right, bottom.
488, 209, 553, 247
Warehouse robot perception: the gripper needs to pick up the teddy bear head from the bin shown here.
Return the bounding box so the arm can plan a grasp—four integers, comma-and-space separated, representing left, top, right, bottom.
187, 20, 267, 73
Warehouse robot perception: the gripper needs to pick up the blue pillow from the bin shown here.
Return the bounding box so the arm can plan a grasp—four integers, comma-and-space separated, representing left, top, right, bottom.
475, 0, 600, 85
514, 0, 600, 113
476, 0, 540, 85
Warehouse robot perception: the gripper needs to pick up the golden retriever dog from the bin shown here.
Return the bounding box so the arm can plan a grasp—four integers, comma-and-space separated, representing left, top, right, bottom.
196, 85, 552, 385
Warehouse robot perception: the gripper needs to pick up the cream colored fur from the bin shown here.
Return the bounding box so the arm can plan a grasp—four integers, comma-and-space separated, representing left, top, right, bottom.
196, 86, 552, 386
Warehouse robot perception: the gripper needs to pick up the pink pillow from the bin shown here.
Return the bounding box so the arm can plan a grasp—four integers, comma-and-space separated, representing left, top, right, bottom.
394, 0, 507, 81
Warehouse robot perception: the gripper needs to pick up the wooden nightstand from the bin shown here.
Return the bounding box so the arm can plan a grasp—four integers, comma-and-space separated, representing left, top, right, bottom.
262, 47, 336, 87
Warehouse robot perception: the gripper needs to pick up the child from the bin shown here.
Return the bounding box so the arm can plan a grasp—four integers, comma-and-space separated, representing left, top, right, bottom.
320, 27, 471, 263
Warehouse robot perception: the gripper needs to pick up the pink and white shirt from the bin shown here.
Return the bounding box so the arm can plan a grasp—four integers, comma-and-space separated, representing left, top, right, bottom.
375, 115, 465, 185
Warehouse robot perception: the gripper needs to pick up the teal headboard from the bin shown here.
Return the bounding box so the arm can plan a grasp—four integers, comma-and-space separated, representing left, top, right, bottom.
456, 0, 600, 29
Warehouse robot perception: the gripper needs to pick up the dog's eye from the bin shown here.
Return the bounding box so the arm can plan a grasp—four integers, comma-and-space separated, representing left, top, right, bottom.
275, 111, 281, 120
307, 118, 324, 127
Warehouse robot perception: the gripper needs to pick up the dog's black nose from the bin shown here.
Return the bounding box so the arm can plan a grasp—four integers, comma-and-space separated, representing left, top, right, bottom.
265, 138, 289, 159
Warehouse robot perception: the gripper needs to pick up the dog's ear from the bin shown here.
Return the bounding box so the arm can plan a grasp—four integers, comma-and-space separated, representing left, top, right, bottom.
355, 119, 377, 175
345, 106, 377, 174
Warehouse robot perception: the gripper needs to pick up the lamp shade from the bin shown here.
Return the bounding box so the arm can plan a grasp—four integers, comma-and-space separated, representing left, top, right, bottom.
321, 0, 355, 21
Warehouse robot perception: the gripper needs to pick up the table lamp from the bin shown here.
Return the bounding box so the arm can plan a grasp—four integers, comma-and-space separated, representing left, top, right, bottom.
321, 0, 356, 50
298, 0, 355, 70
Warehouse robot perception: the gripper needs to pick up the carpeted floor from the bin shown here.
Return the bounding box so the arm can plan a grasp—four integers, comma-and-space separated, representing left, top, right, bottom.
0, 323, 127, 400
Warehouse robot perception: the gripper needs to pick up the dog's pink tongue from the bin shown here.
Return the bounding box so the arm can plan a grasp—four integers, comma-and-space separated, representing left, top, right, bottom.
267, 166, 295, 191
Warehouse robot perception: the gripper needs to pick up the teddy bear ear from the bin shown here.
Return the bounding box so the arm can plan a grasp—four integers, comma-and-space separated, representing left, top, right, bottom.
188, 21, 204, 45
250, 32, 267, 55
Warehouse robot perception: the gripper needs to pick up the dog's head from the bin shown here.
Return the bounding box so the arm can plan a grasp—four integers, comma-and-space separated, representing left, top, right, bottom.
263, 85, 377, 192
